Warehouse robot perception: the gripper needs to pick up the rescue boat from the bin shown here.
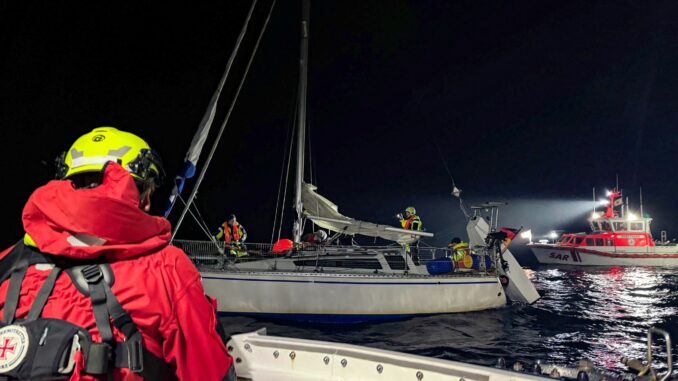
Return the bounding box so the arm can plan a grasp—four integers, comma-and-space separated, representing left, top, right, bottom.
528, 189, 678, 267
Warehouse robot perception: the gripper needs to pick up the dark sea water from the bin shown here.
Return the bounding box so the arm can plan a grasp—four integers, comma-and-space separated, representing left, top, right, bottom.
220, 265, 678, 375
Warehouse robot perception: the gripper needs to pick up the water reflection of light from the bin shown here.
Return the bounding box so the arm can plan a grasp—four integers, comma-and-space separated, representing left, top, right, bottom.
535, 266, 677, 372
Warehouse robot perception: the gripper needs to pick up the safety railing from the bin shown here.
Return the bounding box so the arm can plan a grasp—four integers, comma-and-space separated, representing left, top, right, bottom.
174, 240, 495, 273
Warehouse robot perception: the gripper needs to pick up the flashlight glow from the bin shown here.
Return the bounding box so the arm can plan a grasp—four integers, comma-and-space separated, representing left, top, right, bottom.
549, 231, 558, 239
627, 212, 638, 220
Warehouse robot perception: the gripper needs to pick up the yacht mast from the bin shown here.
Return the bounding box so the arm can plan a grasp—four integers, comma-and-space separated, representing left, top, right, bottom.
293, 0, 310, 243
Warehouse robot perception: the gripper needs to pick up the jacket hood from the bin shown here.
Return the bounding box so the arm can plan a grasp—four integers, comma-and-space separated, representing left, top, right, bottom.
22, 162, 171, 260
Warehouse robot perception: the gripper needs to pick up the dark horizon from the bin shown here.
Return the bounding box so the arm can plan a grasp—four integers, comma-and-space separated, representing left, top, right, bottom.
2, 1, 677, 249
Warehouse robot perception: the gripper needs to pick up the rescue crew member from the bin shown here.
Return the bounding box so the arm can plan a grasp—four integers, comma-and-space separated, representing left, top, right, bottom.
0, 127, 234, 380
449, 237, 470, 262
301, 230, 328, 245
215, 214, 248, 257
398, 206, 422, 232
397, 206, 423, 264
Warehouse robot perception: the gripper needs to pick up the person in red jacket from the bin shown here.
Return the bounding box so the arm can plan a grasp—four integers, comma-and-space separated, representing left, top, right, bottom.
0, 127, 234, 380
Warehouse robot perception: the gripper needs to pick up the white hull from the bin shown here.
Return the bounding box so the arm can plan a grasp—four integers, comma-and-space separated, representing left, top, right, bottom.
202, 271, 506, 322
529, 244, 678, 267
466, 217, 541, 304
229, 329, 551, 381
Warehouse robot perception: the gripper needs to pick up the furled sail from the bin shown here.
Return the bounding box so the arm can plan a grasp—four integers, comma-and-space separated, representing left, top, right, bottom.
301, 183, 433, 244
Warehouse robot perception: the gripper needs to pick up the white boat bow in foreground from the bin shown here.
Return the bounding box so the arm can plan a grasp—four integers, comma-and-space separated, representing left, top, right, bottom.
227, 328, 675, 381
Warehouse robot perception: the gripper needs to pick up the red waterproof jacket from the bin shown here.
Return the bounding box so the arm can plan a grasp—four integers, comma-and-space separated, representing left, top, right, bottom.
0, 163, 233, 380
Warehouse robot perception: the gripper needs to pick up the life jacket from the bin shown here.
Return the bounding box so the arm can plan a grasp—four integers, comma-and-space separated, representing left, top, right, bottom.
448, 242, 469, 261
401, 215, 422, 231
221, 223, 242, 243
0, 242, 173, 380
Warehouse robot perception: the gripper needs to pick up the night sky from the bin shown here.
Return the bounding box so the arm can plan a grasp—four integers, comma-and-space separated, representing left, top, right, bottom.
2, 1, 677, 250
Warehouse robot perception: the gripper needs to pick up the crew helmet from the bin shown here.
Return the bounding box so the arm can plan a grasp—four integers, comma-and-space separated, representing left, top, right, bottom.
315, 230, 328, 241
405, 206, 416, 215
56, 127, 164, 187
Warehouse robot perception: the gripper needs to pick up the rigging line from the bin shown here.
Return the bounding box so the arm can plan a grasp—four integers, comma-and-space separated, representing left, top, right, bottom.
307, 117, 313, 185
166, 0, 259, 220
306, 118, 317, 232
172, 0, 279, 241
432, 139, 456, 187
277, 114, 296, 241
270, 126, 290, 244
271, 72, 301, 244
271, 106, 296, 244
177, 194, 215, 242
189, 197, 215, 238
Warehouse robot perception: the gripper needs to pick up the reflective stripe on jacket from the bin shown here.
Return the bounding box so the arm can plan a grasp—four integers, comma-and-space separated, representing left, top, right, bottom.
401, 215, 422, 231
217, 222, 247, 243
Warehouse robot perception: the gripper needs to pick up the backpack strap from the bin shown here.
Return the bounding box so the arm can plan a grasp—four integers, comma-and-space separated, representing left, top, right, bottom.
67, 263, 176, 379
0, 241, 176, 379
26, 266, 63, 321
1, 242, 57, 324
0, 241, 24, 284
2, 258, 29, 323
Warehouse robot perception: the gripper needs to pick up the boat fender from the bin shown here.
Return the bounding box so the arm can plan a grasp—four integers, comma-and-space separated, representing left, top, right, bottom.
577, 370, 589, 381
533, 363, 542, 374
499, 275, 509, 286
425, 258, 454, 275
495, 357, 506, 369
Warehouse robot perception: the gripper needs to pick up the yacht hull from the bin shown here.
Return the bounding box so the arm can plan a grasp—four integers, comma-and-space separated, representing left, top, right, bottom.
529, 244, 678, 267
202, 271, 506, 323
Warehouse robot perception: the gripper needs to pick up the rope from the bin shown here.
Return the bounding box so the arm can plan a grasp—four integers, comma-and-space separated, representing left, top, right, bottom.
172, 0, 278, 241
278, 117, 296, 239
177, 195, 214, 241
271, 90, 299, 244
171, 0, 259, 237
432, 140, 456, 187
189, 198, 215, 239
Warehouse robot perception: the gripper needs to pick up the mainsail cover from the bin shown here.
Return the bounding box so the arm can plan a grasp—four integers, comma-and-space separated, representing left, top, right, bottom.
302, 183, 431, 244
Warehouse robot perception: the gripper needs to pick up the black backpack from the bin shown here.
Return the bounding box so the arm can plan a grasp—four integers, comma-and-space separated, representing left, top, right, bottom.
0, 241, 176, 380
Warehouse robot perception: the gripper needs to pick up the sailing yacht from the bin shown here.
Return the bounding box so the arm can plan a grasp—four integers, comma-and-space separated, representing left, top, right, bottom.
172, 0, 540, 322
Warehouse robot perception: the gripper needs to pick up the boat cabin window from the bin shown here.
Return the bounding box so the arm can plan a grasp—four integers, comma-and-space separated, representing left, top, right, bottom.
600, 221, 612, 231
294, 258, 383, 270
613, 222, 628, 231
585, 238, 594, 246
574, 237, 584, 245
595, 238, 604, 246
606, 239, 613, 246
558, 236, 571, 244
629, 222, 644, 231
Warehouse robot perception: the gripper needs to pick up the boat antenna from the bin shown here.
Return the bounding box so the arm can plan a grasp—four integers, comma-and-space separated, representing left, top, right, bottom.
616, 173, 619, 190
640, 187, 644, 219
171, 0, 278, 241
293, 0, 310, 243
432, 140, 469, 219
592, 187, 596, 215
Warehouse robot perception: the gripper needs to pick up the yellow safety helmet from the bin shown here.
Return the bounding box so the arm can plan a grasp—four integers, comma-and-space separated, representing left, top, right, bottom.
56, 127, 164, 186
405, 206, 416, 215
